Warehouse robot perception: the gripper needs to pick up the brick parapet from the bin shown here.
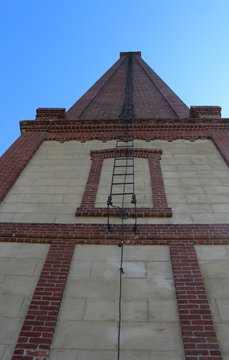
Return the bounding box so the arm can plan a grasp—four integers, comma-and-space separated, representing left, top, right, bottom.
36, 108, 66, 120
170, 244, 222, 360
190, 106, 221, 119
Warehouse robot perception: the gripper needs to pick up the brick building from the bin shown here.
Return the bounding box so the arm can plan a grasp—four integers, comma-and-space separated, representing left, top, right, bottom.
0, 51, 229, 359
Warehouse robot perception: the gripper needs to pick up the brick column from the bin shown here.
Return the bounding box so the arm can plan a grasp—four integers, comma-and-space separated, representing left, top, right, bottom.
0, 132, 45, 202
12, 242, 75, 360
170, 244, 222, 360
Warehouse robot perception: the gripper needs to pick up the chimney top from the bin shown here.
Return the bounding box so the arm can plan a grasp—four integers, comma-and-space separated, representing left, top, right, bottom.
120, 51, 141, 58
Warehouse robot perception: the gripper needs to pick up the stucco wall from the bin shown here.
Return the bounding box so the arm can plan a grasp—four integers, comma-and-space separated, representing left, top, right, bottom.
0, 243, 49, 359
50, 245, 184, 360
0, 139, 228, 224
196, 245, 229, 360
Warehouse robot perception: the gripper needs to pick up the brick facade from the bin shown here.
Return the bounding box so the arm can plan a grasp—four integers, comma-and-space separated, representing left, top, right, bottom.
1, 51, 228, 359
0, 128, 229, 360
1, 124, 229, 360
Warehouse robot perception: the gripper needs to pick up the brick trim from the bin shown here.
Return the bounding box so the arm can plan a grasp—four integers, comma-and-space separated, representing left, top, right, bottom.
75, 148, 172, 217
0, 132, 45, 203
211, 131, 229, 167
20, 119, 229, 136
12, 242, 75, 360
1, 223, 229, 244
170, 244, 222, 360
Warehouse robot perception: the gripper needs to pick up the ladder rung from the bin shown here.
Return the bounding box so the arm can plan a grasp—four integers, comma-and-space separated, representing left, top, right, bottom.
115, 157, 134, 161
115, 165, 133, 168
111, 192, 133, 196
113, 182, 134, 185
116, 146, 133, 148
114, 173, 133, 176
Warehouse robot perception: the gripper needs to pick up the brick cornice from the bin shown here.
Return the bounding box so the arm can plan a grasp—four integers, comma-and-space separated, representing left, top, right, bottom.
20, 118, 229, 134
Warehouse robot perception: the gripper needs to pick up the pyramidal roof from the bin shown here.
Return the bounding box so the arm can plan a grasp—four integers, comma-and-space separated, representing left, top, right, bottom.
66, 51, 189, 120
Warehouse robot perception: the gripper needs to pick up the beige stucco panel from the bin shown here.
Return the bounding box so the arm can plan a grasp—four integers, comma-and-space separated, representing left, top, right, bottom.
0, 243, 49, 360
196, 245, 229, 359
50, 245, 184, 359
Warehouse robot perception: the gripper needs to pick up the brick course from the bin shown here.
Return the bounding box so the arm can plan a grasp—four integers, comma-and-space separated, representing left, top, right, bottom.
1, 223, 229, 244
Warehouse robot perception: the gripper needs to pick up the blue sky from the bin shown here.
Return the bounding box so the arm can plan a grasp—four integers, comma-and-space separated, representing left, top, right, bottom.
1, 0, 229, 156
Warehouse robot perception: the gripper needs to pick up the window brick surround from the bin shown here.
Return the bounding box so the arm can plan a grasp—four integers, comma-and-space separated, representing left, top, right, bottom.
75, 148, 172, 217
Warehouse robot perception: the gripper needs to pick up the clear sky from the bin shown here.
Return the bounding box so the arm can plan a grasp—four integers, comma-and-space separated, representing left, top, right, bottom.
1, 0, 229, 156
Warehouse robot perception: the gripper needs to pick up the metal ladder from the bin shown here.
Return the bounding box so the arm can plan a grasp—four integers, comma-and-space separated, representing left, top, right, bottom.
107, 55, 137, 232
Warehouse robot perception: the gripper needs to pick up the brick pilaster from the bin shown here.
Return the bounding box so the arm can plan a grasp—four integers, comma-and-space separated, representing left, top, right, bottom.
170, 244, 222, 360
12, 242, 75, 360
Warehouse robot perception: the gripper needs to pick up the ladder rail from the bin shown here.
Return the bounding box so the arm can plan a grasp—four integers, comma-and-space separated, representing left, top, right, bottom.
107, 54, 137, 231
